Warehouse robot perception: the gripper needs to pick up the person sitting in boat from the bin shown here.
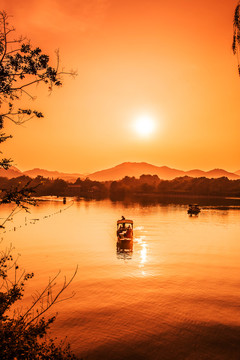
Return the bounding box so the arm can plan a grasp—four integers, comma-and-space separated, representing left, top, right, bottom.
126, 225, 133, 238
117, 223, 125, 236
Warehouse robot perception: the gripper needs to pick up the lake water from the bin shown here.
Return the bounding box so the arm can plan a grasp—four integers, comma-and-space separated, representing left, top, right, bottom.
1, 197, 240, 359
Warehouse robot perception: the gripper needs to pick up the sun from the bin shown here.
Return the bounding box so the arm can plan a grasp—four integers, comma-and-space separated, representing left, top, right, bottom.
133, 115, 156, 137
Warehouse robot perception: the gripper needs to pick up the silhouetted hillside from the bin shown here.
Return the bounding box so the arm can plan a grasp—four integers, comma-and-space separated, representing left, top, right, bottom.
88, 162, 240, 181
0, 166, 21, 178
205, 169, 239, 180
23, 168, 84, 182
89, 162, 185, 181
1, 163, 239, 182
0, 166, 84, 181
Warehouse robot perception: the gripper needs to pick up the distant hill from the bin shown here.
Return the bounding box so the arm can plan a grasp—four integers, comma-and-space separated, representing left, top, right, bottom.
88, 162, 184, 181
0, 163, 239, 181
185, 169, 206, 177
0, 166, 22, 178
23, 168, 84, 182
205, 169, 240, 180
0, 167, 84, 181
184, 168, 240, 180
88, 162, 240, 181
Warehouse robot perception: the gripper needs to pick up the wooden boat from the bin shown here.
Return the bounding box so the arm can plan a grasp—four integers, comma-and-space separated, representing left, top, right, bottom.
188, 204, 200, 215
117, 218, 133, 240
116, 239, 133, 257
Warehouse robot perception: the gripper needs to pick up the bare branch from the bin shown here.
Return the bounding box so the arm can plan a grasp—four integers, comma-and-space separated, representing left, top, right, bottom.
0, 205, 18, 228
20, 266, 78, 328
12, 78, 43, 91
6, 48, 22, 55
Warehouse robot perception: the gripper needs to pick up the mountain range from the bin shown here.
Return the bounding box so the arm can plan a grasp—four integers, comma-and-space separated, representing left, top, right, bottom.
0, 167, 85, 182
88, 162, 240, 181
0, 162, 240, 181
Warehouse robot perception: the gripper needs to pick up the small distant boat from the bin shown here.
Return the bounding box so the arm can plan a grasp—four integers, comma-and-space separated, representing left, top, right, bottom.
117, 217, 133, 241
188, 204, 200, 215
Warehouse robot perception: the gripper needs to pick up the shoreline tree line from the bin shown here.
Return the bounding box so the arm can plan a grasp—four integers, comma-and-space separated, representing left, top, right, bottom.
1, 173, 240, 200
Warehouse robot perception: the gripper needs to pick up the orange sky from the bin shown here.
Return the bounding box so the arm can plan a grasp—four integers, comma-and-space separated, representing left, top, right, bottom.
1, 0, 240, 173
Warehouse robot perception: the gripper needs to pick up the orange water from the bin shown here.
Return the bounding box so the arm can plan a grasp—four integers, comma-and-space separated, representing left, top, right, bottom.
1, 198, 240, 359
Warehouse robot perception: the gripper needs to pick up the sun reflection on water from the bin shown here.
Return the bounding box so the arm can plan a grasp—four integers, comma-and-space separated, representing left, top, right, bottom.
140, 242, 147, 265
134, 233, 148, 275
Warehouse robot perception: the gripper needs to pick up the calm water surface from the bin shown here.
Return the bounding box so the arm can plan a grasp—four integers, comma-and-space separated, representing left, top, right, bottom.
1, 198, 240, 359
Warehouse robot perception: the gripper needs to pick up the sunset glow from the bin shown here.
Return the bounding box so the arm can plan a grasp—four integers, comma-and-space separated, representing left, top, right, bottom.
133, 115, 156, 137
1, 0, 239, 174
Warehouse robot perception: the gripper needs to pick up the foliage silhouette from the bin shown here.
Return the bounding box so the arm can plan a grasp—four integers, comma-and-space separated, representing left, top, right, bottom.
233, 1, 240, 75
0, 245, 78, 359
0, 11, 78, 359
0, 11, 76, 173
1, 174, 240, 201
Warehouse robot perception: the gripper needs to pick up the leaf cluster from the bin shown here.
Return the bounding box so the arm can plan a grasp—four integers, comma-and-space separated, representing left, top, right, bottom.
0, 11, 76, 175
0, 180, 37, 209
0, 11, 66, 129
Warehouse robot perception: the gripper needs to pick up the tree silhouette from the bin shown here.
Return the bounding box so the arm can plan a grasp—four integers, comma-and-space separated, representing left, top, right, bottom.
233, 1, 240, 75
0, 11, 78, 359
0, 11, 76, 172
